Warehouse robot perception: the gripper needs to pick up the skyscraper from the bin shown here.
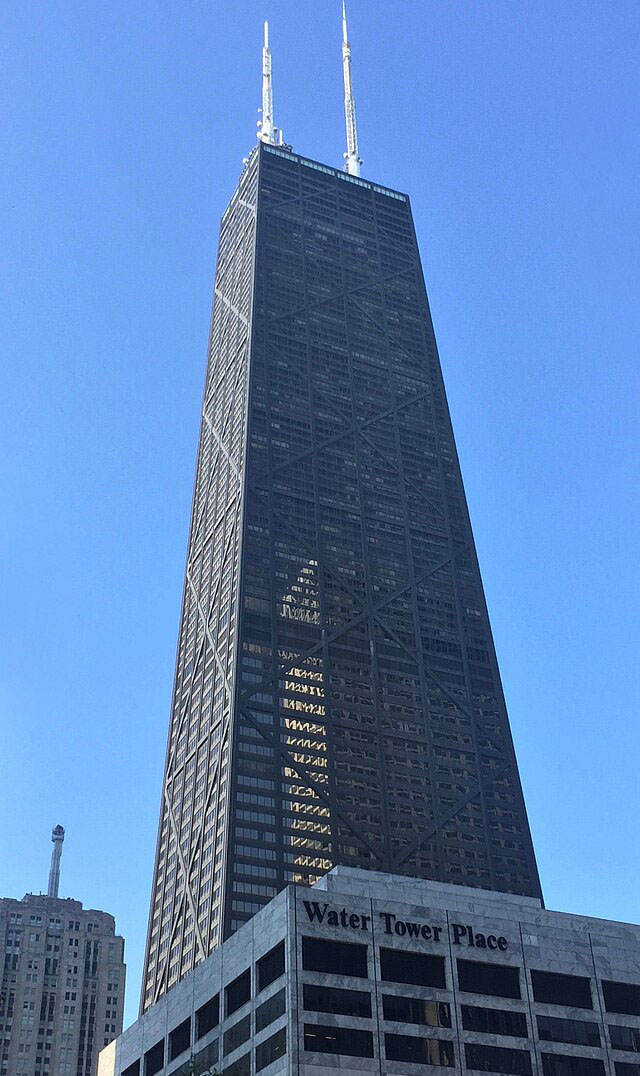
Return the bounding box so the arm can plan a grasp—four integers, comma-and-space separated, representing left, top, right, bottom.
0, 828, 125, 1076
141, 15, 541, 1015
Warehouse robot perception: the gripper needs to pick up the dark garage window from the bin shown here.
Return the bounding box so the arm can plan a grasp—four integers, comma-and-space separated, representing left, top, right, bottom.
465, 1042, 532, 1074
302, 935, 368, 978
603, 980, 640, 1017
457, 959, 521, 1000
385, 1033, 454, 1067
225, 969, 251, 1016
462, 1004, 527, 1038
169, 1017, 191, 1060
143, 1040, 164, 1076
196, 993, 219, 1039
380, 947, 446, 989
541, 1054, 605, 1076
531, 969, 593, 1009
257, 942, 285, 992
303, 983, 371, 1018
304, 1023, 374, 1058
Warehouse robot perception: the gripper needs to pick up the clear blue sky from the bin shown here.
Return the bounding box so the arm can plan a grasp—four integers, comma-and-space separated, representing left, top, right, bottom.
1, 0, 638, 1027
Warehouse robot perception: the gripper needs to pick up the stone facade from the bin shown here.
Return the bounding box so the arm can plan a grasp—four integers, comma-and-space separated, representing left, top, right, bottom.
101, 866, 640, 1076
0, 893, 125, 1076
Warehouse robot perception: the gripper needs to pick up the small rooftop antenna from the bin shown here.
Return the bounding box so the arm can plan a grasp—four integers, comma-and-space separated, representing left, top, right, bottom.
341, 0, 362, 176
257, 21, 283, 146
47, 825, 65, 898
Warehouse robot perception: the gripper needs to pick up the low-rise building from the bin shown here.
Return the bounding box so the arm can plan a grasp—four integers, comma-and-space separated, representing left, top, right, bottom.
99, 866, 640, 1076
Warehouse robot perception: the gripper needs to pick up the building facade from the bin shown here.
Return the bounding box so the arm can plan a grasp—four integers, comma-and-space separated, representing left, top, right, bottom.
0, 893, 125, 1076
103, 866, 640, 1076
142, 141, 542, 1013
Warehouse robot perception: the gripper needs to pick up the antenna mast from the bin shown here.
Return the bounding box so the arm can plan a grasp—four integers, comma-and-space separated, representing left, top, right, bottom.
341, 0, 362, 176
47, 825, 65, 898
257, 21, 282, 146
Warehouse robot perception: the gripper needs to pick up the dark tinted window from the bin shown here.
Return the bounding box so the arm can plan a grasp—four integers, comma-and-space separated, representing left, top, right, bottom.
541, 1054, 605, 1076
385, 1033, 454, 1067
616, 1064, 640, 1076
603, 981, 640, 1016
196, 993, 220, 1039
537, 1014, 600, 1047
223, 1015, 251, 1057
188, 1039, 218, 1076
610, 1025, 640, 1052
303, 983, 371, 1018
255, 1028, 286, 1072
122, 1063, 140, 1076
457, 959, 521, 1000
465, 1042, 532, 1074
223, 1051, 250, 1076
143, 1040, 164, 1076
302, 935, 368, 978
383, 994, 451, 1028
380, 947, 446, 988
257, 942, 285, 992
256, 987, 286, 1032
531, 969, 592, 1009
169, 1018, 191, 1060
304, 1023, 374, 1058
462, 1004, 527, 1038
225, 970, 251, 1016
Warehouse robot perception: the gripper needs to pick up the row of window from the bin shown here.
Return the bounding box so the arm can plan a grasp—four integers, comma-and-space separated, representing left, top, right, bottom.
302, 1023, 637, 1075
302, 983, 640, 1054
123, 943, 285, 1076
301, 934, 640, 1014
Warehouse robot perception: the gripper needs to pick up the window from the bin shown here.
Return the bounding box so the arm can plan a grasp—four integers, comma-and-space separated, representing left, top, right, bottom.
304, 1023, 374, 1058
301, 936, 368, 978
610, 1025, 640, 1052
196, 993, 219, 1039
383, 994, 451, 1029
603, 981, 640, 1017
255, 1028, 286, 1072
223, 1015, 251, 1057
256, 942, 285, 992
143, 1040, 164, 1076
465, 1042, 532, 1074
122, 1063, 139, 1076
225, 970, 251, 1016
531, 970, 593, 1009
303, 984, 371, 1018
186, 1039, 218, 1076
616, 1064, 640, 1076
223, 1051, 250, 1076
537, 1014, 600, 1047
541, 1055, 605, 1076
380, 947, 446, 989
385, 1033, 454, 1067
457, 959, 521, 1000
461, 1004, 526, 1037
256, 987, 286, 1032
169, 1018, 191, 1060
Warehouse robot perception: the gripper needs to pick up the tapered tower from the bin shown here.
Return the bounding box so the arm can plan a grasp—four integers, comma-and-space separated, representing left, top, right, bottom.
140, 16, 540, 1015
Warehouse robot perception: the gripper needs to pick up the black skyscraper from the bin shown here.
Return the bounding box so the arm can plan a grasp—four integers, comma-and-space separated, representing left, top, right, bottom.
141, 142, 541, 1013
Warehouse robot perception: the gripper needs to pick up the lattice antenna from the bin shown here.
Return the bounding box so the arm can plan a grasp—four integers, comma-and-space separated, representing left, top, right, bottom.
257, 21, 283, 146
341, 0, 362, 176
47, 825, 65, 898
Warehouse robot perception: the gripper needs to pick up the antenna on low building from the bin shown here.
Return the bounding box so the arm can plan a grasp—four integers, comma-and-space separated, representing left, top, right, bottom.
47, 825, 65, 898
341, 0, 362, 176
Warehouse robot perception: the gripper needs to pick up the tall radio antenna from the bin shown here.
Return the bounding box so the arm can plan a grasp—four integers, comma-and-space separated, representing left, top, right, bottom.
257, 21, 283, 146
341, 0, 362, 176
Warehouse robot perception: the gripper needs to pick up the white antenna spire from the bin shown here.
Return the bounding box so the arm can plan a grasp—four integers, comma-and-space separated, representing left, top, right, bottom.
258, 21, 282, 146
341, 0, 362, 176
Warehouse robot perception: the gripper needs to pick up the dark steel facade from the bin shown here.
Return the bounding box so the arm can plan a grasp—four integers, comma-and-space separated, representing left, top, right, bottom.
141, 143, 541, 1013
